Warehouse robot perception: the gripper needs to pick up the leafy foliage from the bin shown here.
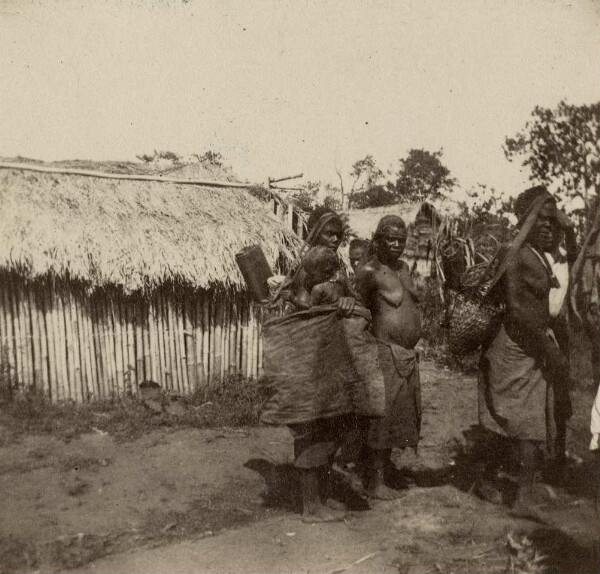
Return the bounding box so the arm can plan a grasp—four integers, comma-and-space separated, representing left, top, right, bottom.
392, 148, 457, 202
504, 100, 600, 229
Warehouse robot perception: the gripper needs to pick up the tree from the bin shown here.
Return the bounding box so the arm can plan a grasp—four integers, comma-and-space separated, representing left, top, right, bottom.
284, 180, 321, 212
504, 100, 600, 227
392, 148, 456, 202
350, 184, 397, 209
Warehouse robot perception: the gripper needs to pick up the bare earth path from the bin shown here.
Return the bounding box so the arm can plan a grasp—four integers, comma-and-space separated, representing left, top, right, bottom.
1, 360, 598, 573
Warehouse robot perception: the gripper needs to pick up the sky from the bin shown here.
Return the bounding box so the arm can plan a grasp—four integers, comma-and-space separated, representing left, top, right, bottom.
0, 0, 599, 198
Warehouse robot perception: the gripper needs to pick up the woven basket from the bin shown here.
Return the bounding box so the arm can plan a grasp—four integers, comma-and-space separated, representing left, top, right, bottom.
447, 291, 504, 356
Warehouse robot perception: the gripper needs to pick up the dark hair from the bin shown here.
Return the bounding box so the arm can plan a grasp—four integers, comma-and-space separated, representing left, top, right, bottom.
349, 238, 368, 250
514, 185, 554, 222
306, 209, 341, 234
374, 215, 407, 239
303, 246, 338, 283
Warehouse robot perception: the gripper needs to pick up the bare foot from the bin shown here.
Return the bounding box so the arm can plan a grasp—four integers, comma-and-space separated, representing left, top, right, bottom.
367, 484, 405, 500
302, 504, 345, 523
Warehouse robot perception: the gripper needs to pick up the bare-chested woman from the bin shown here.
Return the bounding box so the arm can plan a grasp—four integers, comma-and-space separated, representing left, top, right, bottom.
479, 185, 571, 518
355, 215, 422, 499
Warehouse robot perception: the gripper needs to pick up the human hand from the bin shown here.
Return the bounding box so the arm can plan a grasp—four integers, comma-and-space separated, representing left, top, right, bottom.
336, 297, 356, 316
555, 209, 574, 231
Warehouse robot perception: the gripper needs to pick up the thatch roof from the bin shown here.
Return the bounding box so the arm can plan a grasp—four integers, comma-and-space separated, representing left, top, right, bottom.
343, 199, 460, 242
343, 200, 461, 262
0, 164, 301, 293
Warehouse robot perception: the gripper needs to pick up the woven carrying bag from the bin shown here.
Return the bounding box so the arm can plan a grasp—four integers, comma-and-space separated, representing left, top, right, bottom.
447, 260, 505, 356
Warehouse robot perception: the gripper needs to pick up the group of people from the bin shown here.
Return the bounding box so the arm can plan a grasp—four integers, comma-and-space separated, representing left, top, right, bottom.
269, 185, 599, 524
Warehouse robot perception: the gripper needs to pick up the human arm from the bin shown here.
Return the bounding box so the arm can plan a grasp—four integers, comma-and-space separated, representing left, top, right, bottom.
591, 386, 600, 451
309, 284, 326, 307
556, 209, 578, 265
504, 251, 569, 377
398, 261, 420, 303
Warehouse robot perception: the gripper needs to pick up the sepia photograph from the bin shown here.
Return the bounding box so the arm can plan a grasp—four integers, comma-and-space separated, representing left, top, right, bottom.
0, 1, 599, 572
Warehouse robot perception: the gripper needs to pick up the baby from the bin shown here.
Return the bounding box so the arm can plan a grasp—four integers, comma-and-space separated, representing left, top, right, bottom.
303, 246, 349, 307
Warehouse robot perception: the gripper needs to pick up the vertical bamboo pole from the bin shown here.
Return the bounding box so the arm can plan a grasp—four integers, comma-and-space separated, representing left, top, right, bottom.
110, 298, 123, 396
222, 296, 230, 379
55, 289, 71, 399
249, 303, 258, 378
156, 294, 168, 389
36, 289, 50, 398
25, 289, 41, 392
166, 297, 180, 392
142, 301, 151, 385
148, 298, 159, 384
84, 297, 98, 400
44, 289, 59, 401
234, 293, 241, 373
209, 294, 216, 386
125, 306, 137, 393
59, 289, 74, 399
162, 293, 174, 391
177, 299, 189, 393
213, 293, 223, 384
0, 284, 7, 380
202, 295, 210, 386
134, 298, 144, 385
75, 295, 90, 401
229, 296, 238, 374
2, 281, 17, 385
9, 284, 22, 389
13, 283, 27, 390
246, 300, 255, 378
184, 300, 197, 392
0, 285, 10, 386
77, 295, 89, 401
101, 297, 116, 396
194, 297, 204, 389
17, 284, 33, 390
117, 299, 129, 394
80, 296, 95, 401
257, 303, 264, 377
66, 292, 83, 402
241, 296, 249, 377
91, 298, 106, 399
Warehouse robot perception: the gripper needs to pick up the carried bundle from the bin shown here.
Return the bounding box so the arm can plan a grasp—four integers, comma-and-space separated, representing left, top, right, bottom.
447, 190, 555, 356
446, 257, 505, 356
259, 304, 386, 425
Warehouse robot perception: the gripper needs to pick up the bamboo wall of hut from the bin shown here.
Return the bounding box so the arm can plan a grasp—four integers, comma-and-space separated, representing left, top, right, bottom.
0, 277, 263, 402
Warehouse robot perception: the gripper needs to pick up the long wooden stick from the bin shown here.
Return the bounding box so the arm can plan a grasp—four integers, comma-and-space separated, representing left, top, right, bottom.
0, 161, 259, 189
570, 202, 600, 324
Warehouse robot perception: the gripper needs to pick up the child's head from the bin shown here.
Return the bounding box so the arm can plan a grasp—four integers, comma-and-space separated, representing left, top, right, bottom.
303, 246, 338, 288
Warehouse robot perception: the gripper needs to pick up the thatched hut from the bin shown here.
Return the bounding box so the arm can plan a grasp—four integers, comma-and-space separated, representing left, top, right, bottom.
343, 200, 460, 275
0, 161, 300, 402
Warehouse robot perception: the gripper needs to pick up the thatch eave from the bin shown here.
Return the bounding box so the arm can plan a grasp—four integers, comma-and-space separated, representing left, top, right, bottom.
0, 166, 301, 294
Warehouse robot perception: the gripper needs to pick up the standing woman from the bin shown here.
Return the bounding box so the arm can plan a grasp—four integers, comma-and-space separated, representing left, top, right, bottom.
276, 211, 356, 522
478, 186, 572, 518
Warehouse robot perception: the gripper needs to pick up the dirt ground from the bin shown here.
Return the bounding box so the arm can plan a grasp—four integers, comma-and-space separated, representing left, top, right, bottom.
1, 359, 599, 574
